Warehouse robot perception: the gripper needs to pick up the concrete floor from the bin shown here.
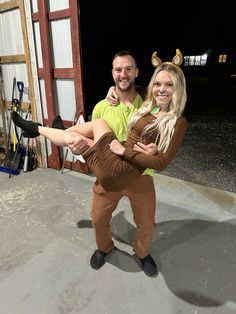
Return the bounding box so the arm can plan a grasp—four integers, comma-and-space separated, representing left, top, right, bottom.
0, 168, 235, 314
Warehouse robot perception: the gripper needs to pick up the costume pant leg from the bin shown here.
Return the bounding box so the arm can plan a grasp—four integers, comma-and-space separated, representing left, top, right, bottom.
91, 180, 122, 253
125, 175, 156, 258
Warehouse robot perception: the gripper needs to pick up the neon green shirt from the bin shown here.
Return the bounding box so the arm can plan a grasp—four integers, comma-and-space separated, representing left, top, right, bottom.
92, 94, 153, 176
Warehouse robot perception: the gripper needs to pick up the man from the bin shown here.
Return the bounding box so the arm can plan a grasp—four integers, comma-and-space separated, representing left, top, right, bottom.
75, 51, 157, 277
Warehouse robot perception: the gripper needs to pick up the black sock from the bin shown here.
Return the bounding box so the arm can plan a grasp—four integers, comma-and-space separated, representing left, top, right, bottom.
52, 115, 66, 130
11, 111, 42, 138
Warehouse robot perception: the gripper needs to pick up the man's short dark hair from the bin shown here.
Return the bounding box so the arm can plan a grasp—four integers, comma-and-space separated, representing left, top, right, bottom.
112, 50, 138, 67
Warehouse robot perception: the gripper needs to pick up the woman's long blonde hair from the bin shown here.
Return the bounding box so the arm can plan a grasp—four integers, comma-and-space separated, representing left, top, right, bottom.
128, 63, 187, 152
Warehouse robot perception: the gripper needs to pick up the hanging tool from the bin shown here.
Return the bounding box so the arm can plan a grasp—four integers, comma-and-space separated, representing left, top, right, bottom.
0, 78, 26, 177
0, 78, 20, 175
12, 80, 24, 151
11, 78, 18, 152
8, 79, 25, 177
0, 66, 8, 156
17, 81, 24, 104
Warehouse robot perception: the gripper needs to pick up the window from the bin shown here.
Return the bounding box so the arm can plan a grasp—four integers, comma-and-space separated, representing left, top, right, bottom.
219, 54, 227, 63
184, 53, 208, 66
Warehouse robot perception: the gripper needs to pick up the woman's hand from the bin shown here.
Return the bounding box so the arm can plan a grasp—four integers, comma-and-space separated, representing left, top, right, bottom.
133, 142, 157, 155
106, 86, 119, 105
109, 139, 125, 155
68, 138, 88, 155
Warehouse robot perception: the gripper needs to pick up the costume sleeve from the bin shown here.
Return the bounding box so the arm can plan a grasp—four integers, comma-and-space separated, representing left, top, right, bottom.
123, 117, 188, 171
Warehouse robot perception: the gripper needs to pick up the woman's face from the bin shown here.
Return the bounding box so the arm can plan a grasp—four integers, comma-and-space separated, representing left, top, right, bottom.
152, 70, 174, 106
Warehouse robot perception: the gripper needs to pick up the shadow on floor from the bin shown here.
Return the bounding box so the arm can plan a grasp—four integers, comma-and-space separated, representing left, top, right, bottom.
77, 211, 236, 308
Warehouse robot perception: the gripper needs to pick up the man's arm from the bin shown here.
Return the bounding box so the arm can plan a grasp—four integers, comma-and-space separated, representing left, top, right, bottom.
106, 85, 147, 105
105, 86, 119, 105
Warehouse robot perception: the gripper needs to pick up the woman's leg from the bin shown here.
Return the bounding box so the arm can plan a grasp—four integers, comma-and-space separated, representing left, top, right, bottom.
40, 119, 112, 146
65, 119, 111, 142
12, 111, 112, 147
38, 126, 94, 146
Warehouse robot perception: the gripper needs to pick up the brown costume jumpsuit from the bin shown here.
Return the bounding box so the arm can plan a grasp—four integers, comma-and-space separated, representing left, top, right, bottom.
83, 113, 187, 257
82, 113, 187, 192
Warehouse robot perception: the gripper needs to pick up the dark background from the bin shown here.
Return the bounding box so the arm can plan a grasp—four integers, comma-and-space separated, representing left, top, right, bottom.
79, 1, 236, 118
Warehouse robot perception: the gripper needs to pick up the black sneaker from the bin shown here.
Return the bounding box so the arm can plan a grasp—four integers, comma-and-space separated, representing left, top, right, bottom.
90, 249, 111, 270
52, 115, 66, 130
139, 254, 158, 277
11, 111, 41, 138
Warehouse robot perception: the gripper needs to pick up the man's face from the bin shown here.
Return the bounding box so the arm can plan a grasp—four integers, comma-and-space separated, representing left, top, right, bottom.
112, 56, 138, 92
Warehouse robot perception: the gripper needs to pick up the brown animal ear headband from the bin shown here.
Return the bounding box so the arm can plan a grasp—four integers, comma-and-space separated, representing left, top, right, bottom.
151, 49, 183, 68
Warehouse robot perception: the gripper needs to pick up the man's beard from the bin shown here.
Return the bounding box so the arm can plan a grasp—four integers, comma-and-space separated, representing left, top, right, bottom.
116, 81, 134, 92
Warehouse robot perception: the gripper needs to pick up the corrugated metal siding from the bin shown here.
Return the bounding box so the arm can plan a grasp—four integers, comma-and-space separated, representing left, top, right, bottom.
30, 0, 38, 13
1, 63, 29, 102
49, 15, 76, 121
51, 19, 73, 68
55, 79, 76, 120
0, 8, 29, 101
48, 0, 69, 12
0, 9, 23, 53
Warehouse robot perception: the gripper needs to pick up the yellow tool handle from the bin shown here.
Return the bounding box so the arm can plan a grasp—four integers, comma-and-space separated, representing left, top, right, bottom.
13, 107, 17, 151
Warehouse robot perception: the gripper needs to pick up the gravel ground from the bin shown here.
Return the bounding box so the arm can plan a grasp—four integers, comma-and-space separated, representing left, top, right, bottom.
162, 113, 236, 193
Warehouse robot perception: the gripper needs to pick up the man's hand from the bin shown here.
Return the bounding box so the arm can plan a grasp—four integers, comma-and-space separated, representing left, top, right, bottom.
68, 138, 88, 155
109, 139, 125, 155
133, 142, 157, 155
106, 86, 119, 105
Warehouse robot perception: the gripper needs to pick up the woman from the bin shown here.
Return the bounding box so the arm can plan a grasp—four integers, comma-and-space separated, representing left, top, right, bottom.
12, 62, 188, 192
